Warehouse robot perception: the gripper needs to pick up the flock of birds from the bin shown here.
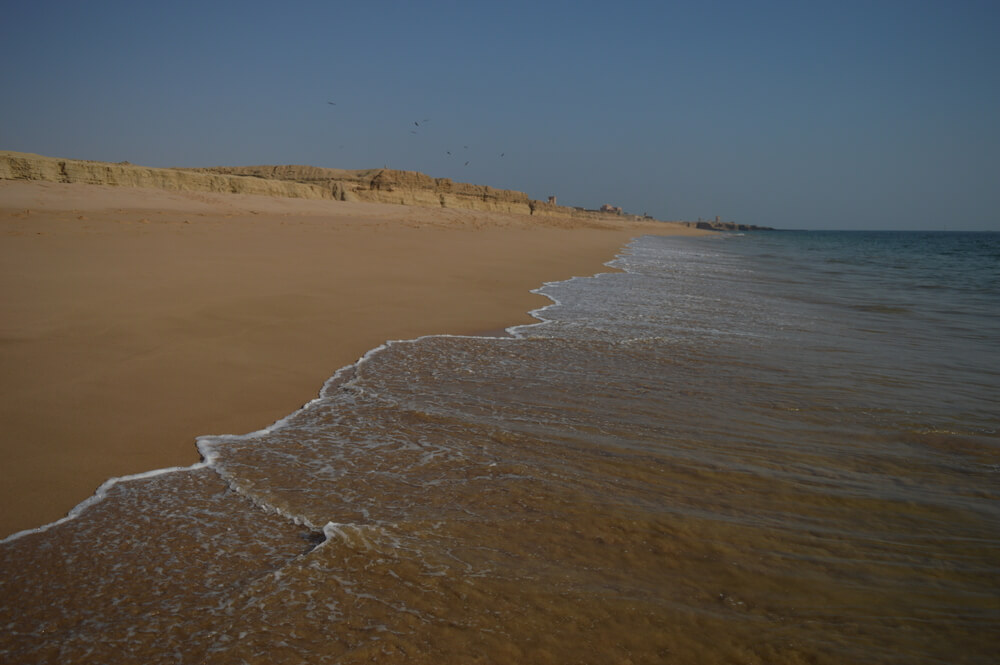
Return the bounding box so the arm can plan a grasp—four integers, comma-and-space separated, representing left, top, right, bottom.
327, 101, 505, 168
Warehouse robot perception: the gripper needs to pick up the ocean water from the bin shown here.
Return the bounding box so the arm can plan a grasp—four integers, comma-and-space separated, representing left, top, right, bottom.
1, 230, 998, 664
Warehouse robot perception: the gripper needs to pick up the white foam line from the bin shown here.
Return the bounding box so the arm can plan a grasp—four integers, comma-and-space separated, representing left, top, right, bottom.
507, 240, 636, 338
2, 236, 650, 546
1, 461, 212, 544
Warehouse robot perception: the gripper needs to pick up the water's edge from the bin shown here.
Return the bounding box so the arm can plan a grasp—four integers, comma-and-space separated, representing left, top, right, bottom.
0, 240, 639, 545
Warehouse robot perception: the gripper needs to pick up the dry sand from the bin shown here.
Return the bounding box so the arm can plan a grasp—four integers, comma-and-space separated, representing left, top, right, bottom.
0, 180, 709, 537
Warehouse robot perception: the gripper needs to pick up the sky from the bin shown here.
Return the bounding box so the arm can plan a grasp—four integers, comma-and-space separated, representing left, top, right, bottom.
2, 0, 998, 230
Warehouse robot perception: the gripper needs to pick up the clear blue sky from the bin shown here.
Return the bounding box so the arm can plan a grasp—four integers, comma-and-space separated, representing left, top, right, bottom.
3, 0, 998, 230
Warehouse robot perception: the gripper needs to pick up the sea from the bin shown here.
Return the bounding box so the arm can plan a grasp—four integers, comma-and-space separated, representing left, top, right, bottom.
1, 230, 998, 664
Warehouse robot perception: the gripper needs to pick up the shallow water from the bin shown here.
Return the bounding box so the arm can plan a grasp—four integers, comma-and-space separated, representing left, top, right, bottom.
2, 231, 998, 663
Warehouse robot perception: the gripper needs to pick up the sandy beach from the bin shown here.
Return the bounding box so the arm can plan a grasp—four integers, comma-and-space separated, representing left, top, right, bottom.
0, 179, 707, 537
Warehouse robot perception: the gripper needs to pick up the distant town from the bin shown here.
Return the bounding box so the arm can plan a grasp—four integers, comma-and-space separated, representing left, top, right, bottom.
682, 216, 775, 232
567, 200, 775, 231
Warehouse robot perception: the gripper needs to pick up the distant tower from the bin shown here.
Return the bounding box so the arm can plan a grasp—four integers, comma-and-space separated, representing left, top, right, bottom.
715, 216, 721, 223
548, 196, 557, 205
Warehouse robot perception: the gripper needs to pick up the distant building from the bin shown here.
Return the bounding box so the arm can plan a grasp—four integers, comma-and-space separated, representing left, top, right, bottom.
600, 204, 623, 215
548, 196, 557, 205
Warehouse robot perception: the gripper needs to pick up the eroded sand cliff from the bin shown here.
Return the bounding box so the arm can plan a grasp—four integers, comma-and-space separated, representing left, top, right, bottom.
1, 151, 626, 221
0, 152, 329, 200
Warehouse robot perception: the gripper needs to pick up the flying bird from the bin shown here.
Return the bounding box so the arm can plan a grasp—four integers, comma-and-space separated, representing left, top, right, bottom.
327, 101, 336, 105
464, 161, 469, 166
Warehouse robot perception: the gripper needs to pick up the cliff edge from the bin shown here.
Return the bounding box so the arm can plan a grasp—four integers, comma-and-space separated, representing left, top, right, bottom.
0, 151, 331, 200
180, 164, 584, 218
1, 151, 638, 223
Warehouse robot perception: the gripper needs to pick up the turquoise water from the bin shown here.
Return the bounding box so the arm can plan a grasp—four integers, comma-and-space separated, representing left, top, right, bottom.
2, 230, 998, 664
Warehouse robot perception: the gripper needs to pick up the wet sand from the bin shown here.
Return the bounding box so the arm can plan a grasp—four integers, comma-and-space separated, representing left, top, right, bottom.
0, 180, 707, 537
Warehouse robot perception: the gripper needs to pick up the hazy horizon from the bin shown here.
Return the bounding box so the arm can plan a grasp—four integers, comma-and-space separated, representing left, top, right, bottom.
3, 1, 998, 231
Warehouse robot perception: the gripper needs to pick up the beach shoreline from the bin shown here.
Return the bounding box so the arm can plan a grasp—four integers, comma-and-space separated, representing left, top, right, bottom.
0, 179, 709, 537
